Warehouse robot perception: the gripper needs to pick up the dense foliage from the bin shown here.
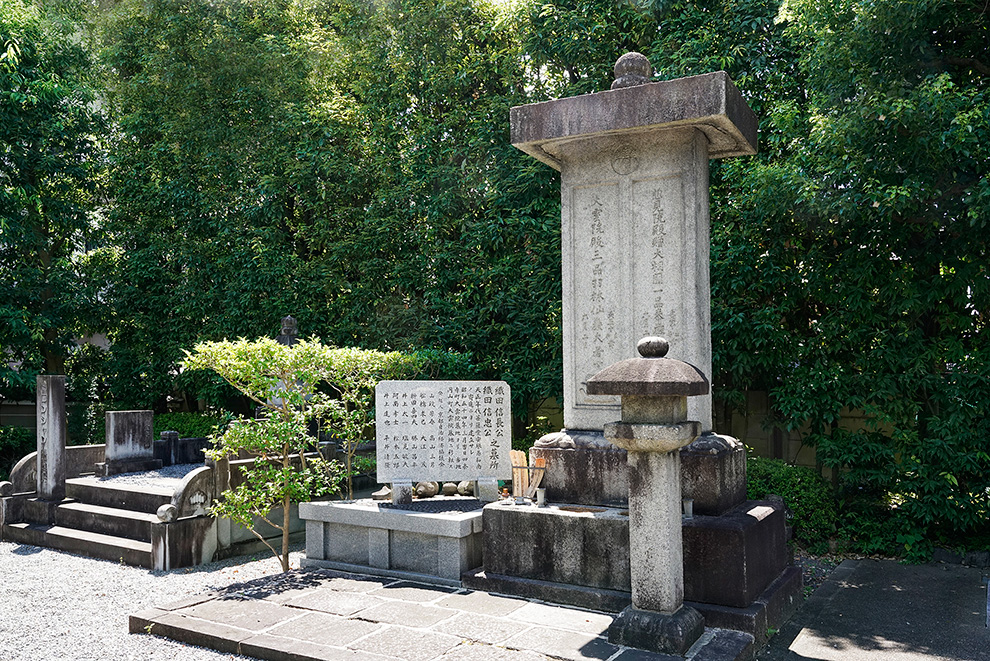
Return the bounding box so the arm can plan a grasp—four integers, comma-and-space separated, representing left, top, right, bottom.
4, 0, 989, 556
1, 0, 105, 393
747, 456, 837, 553
0, 425, 34, 481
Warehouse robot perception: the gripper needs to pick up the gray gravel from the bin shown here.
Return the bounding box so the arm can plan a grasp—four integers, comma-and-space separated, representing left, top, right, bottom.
0, 540, 303, 660
91, 463, 203, 490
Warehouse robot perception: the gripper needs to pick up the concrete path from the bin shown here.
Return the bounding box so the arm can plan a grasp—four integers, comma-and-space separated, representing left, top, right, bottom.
759, 559, 990, 661
130, 568, 750, 661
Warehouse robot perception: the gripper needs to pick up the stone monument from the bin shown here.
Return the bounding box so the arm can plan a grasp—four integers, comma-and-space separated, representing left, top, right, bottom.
96, 410, 162, 476
299, 380, 513, 585
36, 375, 67, 501
469, 54, 801, 653
518, 53, 756, 506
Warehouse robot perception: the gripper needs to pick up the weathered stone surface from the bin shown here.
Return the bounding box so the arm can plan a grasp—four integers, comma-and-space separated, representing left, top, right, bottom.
504, 625, 620, 661
105, 410, 154, 462
686, 564, 801, 649
550, 127, 715, 431
680, 433, 746, 516
603, 421, 700, 454
151, 515, 218, 570
461, 568, 632, 613
586, 357, 709, 397
36, 375, 67, 500
682, 500, 789, 607
625, 451, 686, 614
508, 601, 614, 635
435, 590, 527, 617
512, 62, 755, 433
265, 611, 380, 647
482, 501, 630, 590
348, 627, 460, 659
433, 613, 531, 646
529, 443, 629, 507
607, 605, 705, 656
511, 70, 758, 163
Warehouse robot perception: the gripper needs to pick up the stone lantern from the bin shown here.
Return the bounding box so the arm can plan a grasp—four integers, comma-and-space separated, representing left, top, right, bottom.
586, 336, 707, 654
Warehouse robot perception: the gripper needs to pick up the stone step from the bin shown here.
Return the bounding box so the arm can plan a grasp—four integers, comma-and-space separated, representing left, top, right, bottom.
4, 523, 154, 568
65, 478, 172, 514
55, 502, 158, 542
2, 522, 49, 547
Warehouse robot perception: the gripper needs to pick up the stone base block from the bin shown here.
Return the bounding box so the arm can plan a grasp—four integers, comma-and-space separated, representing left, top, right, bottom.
482, 500, 630, 590
680, 433, 746, 516
683, 501, 790, 608
96, 459, 163, 477
298, 497, 483, 585
687, 565, 803, 649
608, 605, 705, 655
462, 567, 632, 613
0, 494, 63, 527
530, 439, 628, 507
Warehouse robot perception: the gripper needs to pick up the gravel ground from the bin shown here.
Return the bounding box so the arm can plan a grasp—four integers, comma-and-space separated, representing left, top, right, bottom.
89, 464, 202, 490
0, 540, 301, 661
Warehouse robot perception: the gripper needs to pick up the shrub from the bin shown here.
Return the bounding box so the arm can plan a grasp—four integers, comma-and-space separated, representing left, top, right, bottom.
0, 426, 35, 481
153, 412, 231, 439
747, 456, 837, 553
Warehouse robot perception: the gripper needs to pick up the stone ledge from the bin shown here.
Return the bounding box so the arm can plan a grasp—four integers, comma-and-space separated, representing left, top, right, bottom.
511, 71, 758, 169
298, 498, 483, 537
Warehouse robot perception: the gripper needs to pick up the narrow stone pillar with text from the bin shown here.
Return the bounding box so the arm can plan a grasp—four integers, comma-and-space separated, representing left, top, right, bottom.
36, 375, 67, 501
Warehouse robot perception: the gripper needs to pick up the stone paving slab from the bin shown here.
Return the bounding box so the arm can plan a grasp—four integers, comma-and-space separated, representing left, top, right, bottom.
130, 566, 751, 661
758, 559, 990, 661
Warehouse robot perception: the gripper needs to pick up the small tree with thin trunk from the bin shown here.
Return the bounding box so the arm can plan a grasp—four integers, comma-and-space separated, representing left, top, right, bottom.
182, 337, 343, 572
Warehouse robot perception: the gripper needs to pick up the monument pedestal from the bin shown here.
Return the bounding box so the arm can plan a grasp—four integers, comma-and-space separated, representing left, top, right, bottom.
300, 497, 484, 587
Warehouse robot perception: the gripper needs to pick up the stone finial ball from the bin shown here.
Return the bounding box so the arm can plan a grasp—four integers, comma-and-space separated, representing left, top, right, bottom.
0, 481, 12, 497
157, 503, 178, 523
637, 336, 669, 358
611, 52, 653, 89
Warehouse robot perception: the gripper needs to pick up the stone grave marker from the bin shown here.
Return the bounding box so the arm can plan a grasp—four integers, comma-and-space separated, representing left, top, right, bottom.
36, 375, 67, 501
376, 380, 512, 503
96, 410, 163, 476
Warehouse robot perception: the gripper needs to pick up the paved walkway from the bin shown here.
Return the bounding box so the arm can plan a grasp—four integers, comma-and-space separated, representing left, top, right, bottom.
130, 568, 749, 661
759, 559, 990, 661
130, 557, 990, 661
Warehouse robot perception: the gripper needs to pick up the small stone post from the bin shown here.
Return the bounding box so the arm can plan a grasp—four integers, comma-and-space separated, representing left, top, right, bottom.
36, 375, 67, 501
587, 337, 708, 654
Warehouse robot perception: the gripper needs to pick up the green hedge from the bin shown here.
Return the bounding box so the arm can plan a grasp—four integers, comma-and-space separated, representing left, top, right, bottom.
747, 456, 837, 553
0, 426, 35, 482
152, 412, 230, 439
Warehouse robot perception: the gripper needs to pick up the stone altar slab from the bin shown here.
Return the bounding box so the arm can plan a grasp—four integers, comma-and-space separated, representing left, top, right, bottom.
299, 498, 484, 586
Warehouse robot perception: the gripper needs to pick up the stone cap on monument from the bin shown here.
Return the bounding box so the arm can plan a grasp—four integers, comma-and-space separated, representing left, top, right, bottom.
586, 337, 709, 397
510, 53, 757, 170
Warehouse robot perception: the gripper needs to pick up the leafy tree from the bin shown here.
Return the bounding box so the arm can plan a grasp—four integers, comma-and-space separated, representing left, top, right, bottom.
0, 0, 105, 394
709, 0, 990, 555
183, 338, 345, 571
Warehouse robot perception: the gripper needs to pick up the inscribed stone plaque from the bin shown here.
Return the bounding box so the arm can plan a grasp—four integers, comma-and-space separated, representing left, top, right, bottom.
375, 381, 512, 483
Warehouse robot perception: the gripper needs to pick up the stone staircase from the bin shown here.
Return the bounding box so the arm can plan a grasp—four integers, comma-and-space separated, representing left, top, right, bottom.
2, 477, 172, 568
